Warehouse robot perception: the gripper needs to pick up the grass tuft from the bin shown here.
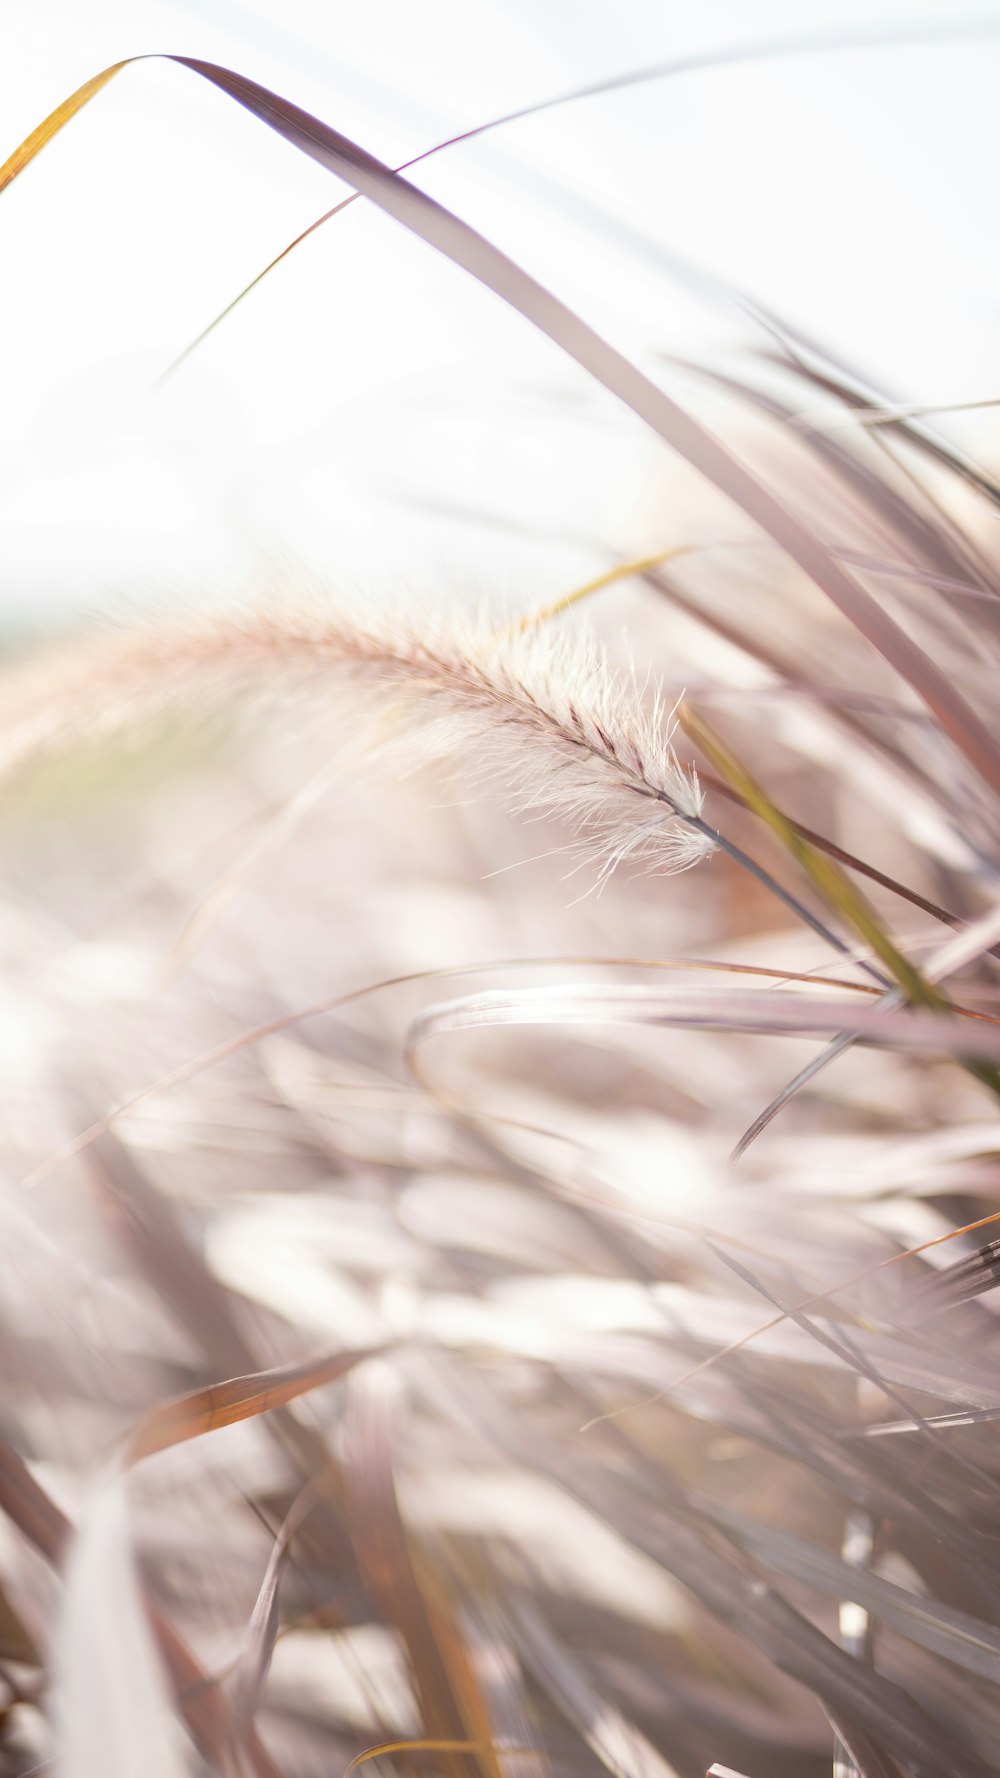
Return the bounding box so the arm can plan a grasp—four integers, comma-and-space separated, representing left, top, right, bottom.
3, 28, 1000, 1778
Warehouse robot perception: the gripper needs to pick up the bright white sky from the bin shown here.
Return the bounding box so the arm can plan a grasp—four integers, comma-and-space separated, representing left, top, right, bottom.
2, 1, 999, 626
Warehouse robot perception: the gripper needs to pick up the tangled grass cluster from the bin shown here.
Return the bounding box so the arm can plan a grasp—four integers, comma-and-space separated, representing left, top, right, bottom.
3, 37, 1000, 1778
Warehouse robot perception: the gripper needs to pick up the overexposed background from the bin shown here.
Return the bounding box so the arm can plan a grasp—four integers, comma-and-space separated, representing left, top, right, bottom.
2, 1, 999, 625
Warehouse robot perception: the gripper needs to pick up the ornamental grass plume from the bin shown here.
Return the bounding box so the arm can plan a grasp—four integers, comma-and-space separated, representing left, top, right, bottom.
0, 603, 713, 888
5, 25, 1000, 1778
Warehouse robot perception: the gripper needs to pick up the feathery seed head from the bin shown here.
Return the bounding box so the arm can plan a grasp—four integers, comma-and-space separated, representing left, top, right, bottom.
0, 599, 713, 889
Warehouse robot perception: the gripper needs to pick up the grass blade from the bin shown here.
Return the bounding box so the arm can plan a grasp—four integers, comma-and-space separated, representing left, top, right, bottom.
346, 1370, 503, 1778
0, 1437, 283, 1778
126, 1347, 385, 1464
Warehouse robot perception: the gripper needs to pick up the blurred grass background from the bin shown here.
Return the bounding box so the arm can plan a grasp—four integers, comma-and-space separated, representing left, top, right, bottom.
3, 8, 1000, 1778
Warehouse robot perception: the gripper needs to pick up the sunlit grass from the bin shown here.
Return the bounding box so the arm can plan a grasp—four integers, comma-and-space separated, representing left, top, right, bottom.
2, 29, 1000, 1778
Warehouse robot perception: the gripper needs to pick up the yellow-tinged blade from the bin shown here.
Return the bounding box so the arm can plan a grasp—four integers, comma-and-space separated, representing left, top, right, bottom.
680, 703, 943, 1008
344, 1742, 503, 1778
0, 61, 131, 196
512, 546, 694, 635
681, 702, 1000, 1103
